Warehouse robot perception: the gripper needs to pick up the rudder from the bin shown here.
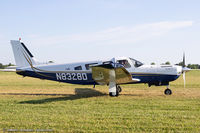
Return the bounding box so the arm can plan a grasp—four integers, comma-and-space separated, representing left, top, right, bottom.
10, 40, 36, 68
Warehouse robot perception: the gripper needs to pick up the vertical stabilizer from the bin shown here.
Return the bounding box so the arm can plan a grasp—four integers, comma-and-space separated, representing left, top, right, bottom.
10, 40, 36, 68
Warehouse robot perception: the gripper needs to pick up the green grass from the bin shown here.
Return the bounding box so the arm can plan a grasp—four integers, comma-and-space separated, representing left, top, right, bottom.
0, 71, 200, 132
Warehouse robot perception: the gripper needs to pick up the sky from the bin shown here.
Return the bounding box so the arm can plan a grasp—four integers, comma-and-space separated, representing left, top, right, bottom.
0, 0, 200, 65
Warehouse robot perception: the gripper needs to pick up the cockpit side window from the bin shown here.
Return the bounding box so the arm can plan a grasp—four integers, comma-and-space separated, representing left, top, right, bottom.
74, 66, 82, 70
130, 58, 143, 67
117, 60, 131, 68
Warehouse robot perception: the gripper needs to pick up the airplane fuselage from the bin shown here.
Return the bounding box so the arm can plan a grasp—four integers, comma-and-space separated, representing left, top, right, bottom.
16, 58, 182, 86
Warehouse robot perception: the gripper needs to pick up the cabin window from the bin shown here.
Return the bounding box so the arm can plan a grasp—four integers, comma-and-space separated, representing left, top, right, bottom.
85, 63, 98, 70
117, 60, 131, 68
74, 66, 82, 70
130, 58, 143, 67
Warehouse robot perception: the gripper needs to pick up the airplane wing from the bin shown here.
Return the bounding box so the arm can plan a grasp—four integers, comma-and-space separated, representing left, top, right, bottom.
91, 64, 140, 85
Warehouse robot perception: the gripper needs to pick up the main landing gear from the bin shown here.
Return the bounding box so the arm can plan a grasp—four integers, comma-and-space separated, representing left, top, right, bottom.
117, 85, 122, 93
109, 85, 122, 97
164, 86, 172, 95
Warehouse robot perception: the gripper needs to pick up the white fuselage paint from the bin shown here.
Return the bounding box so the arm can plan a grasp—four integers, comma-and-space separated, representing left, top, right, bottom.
16, 57, 183, 83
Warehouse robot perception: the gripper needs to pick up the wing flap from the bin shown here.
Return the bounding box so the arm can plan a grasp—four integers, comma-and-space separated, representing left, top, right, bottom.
92, 64, 140, 85
92, 64, 112, 85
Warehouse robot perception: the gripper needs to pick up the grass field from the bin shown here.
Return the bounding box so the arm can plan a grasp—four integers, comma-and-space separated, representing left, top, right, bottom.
0, 71, 200, 132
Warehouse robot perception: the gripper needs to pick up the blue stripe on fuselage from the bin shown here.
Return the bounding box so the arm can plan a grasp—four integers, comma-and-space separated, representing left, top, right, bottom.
16, 70, 180, 85
131, 73, 180, 83
16, 70, 95, 85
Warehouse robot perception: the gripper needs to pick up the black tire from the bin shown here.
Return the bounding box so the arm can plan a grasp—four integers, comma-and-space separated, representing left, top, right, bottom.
164, 89, 172, 95
109, 92, 119, 97
117, 85, 122, 93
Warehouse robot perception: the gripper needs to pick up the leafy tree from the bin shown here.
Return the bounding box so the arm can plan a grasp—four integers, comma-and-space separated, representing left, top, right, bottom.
0, 63, 15, 69
165, 61, 170, 65
0, 63, 3, 69
48, 61, 54, 63
8, 63, 14, 66
161, 61, 171, 65
151, 62, 155, 65
187, 64, 200, 69
176, 62, 200, 69
176, 61, 184, 66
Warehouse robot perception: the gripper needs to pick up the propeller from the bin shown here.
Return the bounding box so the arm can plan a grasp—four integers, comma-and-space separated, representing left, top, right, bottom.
182, 53, 186, 88
183, 69, 186, 88
181, 53, 191, 88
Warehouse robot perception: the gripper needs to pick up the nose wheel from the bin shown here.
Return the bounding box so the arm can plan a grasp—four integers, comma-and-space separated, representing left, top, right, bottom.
164, 87, 172, 95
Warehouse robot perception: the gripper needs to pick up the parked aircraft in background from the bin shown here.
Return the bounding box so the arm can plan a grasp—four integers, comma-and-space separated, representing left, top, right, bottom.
0, 66, 16, 72
10, 40, 190, 97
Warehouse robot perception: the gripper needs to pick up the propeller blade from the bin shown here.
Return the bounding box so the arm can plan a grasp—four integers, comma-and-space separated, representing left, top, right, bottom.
183, 52, 185, 67
183, 71, 186, 88
182, 53, 187, 88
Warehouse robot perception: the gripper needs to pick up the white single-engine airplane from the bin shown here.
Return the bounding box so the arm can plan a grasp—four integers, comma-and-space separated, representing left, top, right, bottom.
10, 40, 190, 97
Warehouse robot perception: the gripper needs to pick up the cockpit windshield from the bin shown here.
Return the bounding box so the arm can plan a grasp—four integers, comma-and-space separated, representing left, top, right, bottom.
130, 58, 143, 67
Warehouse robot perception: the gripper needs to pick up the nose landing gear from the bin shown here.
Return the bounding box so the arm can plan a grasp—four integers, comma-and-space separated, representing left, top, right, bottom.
164, 86, 172, 95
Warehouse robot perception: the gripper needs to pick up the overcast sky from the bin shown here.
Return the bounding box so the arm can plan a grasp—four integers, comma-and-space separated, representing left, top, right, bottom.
0, 0, 200, 65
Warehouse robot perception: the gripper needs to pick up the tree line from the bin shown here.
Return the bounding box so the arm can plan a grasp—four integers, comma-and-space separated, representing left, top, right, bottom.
0, 63, 15, 69
151, 61, 200, 69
